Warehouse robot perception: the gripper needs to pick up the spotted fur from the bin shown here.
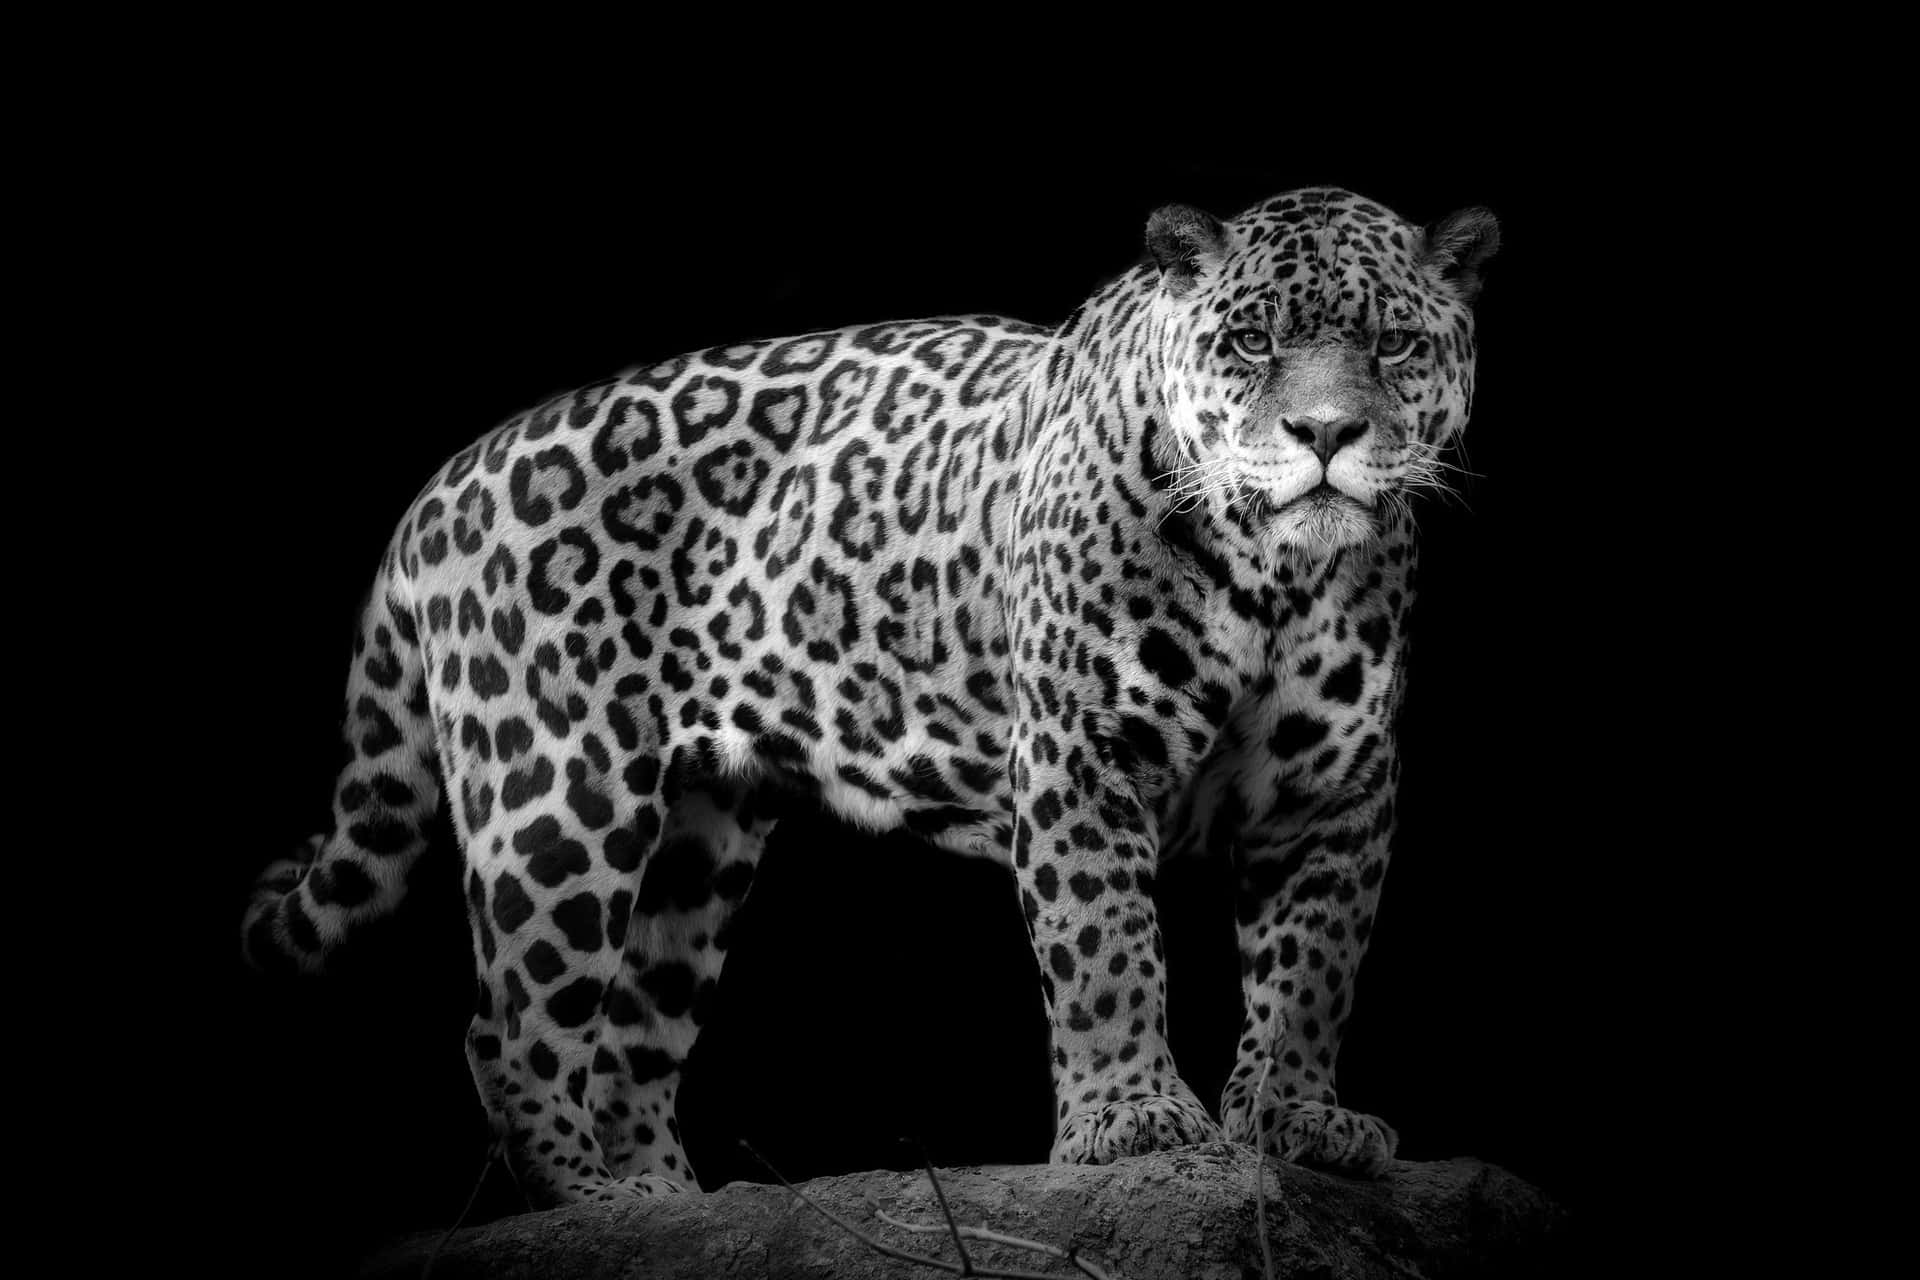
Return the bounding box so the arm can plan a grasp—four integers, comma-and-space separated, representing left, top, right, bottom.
243, 187, 1497, 1204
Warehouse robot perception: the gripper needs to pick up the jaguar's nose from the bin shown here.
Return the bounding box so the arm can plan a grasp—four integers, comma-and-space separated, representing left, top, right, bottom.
1282, 415, 1368, 463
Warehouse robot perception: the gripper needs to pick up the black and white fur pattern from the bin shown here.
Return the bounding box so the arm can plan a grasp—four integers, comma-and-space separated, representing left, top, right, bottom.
245, 186, 1497, 1204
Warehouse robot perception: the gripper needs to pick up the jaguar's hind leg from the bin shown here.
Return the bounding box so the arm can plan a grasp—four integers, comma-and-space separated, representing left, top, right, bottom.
598, 778, 776, 1188
460, 783, 681, 1206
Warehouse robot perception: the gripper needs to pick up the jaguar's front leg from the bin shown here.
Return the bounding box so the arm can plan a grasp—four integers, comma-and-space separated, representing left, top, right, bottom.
1013, 745, 1221, 1165
1220, 777, 1401, 1176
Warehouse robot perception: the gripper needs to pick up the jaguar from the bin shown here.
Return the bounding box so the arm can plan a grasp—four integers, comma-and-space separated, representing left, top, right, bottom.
243, 185, 1498, 1205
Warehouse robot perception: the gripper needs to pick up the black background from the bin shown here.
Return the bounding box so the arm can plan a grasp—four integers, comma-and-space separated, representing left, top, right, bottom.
192, 102, 1702, 1275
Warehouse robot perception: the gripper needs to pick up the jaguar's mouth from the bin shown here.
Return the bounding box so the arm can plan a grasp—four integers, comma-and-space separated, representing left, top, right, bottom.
1264, 480, 1378, 553
1287, 481, 1368, 509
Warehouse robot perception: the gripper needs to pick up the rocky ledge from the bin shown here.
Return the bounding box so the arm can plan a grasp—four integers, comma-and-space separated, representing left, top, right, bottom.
364, 1144, 1567, 1279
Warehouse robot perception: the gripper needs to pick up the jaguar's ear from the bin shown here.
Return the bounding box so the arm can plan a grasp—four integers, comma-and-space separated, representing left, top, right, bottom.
1422, 207, 1500, 303
1146, 204, 1227, 296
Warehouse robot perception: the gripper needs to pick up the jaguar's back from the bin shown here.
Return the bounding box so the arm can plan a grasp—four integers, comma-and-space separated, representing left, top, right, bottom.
246, 313, 1055, 1200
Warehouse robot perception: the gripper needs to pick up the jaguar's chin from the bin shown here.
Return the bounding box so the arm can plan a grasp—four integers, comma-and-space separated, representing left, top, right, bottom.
1263, 484, 1377, 553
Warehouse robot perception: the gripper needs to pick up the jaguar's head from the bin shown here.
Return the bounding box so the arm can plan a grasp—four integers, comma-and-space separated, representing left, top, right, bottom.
1146, 187, 1498, 554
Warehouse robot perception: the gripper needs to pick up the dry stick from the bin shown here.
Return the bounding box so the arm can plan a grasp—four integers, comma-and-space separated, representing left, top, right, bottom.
1254, 1059, 1277, 1280
422, 1137, 508, 1280
870, 1207, 1116, 1280
1253, 1016, 1288, 1280
915, 1151, 975, 1274
739, 1140, 1116, 1280
738, 1140, 1048, 1279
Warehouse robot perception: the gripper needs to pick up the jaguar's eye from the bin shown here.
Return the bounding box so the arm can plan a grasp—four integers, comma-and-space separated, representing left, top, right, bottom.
1376, 329, 1419, 363
1229, 328, 1272, 360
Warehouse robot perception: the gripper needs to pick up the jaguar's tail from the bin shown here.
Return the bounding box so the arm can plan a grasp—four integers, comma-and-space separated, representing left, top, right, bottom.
243, 548, 442, 974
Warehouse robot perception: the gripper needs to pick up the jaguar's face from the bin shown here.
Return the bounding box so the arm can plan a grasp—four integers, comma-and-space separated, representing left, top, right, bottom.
1147, 188, 1498, 554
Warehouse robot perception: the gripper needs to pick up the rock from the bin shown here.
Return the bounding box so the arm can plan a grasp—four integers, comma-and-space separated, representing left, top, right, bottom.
363, 1144, 1565, 1279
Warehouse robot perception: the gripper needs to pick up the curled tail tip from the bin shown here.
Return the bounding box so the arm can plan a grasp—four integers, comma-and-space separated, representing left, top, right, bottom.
240, 839, 334, 976
248, 558, 439, 978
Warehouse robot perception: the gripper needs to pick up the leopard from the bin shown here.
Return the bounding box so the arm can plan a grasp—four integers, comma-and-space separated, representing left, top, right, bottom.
242, 185, 1498, 1206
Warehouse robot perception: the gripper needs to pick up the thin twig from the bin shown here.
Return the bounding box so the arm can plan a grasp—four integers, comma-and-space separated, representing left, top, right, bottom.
739, 1140, 1116, 1280
916, 1147, 976, 1275
872, 1209, 1116, 1280
1253, 1015, 1288, 1280
422, 1137, 506, 1280
1254, 1058, 1277, 1280
739, 1140, 956, 1272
